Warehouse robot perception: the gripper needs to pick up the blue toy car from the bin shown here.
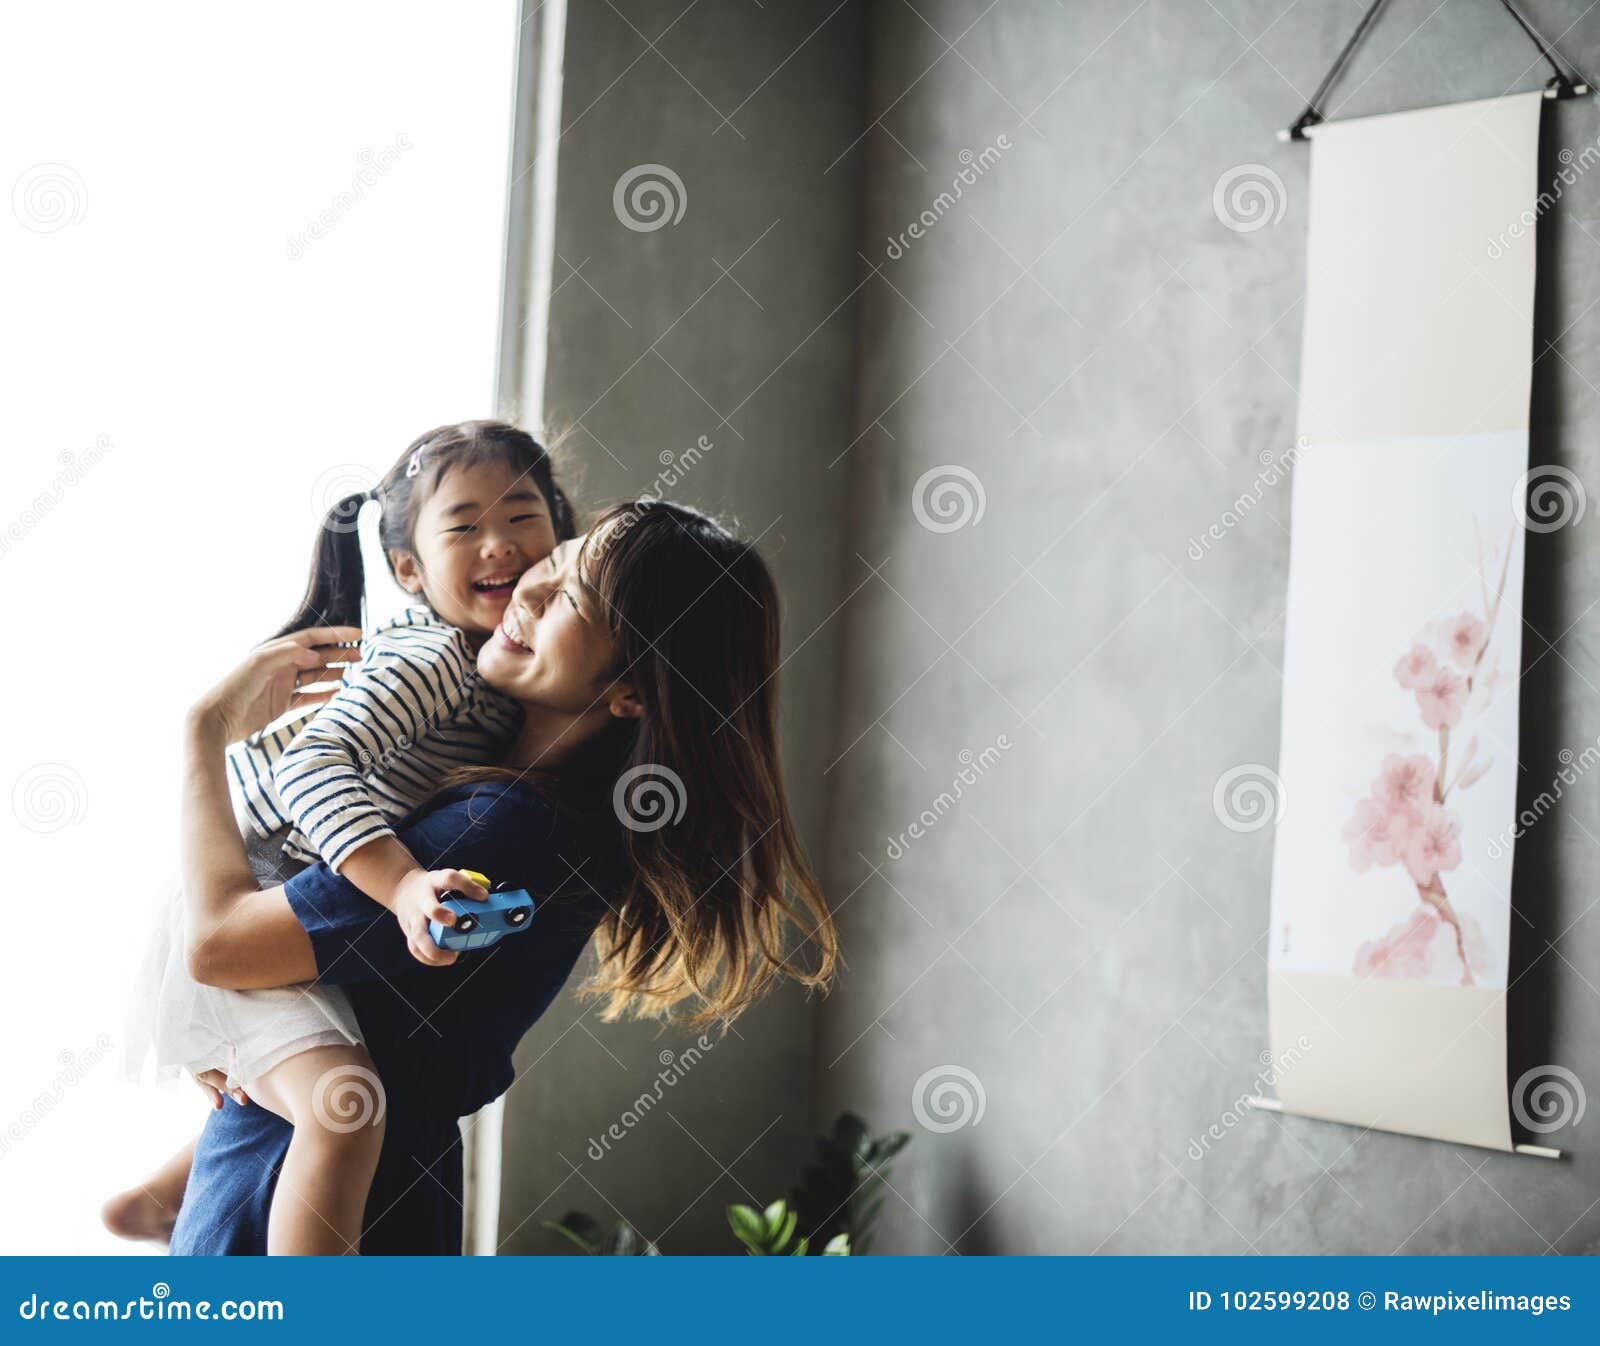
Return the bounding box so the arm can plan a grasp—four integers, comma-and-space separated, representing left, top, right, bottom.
428, 870, 536, 952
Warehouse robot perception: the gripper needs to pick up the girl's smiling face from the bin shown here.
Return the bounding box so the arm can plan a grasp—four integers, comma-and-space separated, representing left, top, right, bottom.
390, 458, 558, 639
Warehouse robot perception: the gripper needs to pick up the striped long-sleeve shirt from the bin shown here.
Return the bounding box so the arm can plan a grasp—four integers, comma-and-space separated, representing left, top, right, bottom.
225, 607, 522, 871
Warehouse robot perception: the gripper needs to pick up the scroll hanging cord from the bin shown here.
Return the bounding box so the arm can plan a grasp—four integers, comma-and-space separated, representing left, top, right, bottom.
1284, 0, 1591, 141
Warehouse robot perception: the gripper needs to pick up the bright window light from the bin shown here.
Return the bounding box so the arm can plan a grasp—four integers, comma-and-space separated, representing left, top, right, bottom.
0, 0, 517, 1253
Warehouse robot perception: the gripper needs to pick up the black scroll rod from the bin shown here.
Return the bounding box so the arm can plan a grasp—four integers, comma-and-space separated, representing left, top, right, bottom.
1279, 0, 1593, 143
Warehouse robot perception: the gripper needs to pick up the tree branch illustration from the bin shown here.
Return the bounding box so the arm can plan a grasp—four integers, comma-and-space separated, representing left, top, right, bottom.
1419, 524, 1512, 985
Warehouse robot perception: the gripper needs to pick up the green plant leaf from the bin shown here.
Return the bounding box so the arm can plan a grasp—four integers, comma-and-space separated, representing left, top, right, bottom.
816, 1134, 845, 1159
823, 1232, 851, 1256
868, 1132, 911, 1162
727, 1203, 768, 1254
543, 1212, 603, 1255
788, 1112, 913, 1257
773, 1205, 797, 1252
834, 1113, 869, 1157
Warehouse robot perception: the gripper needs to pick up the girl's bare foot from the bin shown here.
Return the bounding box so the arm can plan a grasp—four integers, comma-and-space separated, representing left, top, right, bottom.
101, 1186, 179, 1244
102, 1138, 196, 1245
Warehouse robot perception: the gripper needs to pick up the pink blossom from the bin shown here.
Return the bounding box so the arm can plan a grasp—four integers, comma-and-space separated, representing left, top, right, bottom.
1394, 644, 1438, 689
1353, 908, 1455, 980
1342, 796, 1420, 872
1414, 666, 1467, 730
1353, 906, 1491, 984
1403, 804, 1462, 886
1373, 753, 1435, 812
1442, 612, 1488, 671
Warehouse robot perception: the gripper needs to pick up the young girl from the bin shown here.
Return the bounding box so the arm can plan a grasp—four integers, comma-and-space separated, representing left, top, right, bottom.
106, 419, 575, 1254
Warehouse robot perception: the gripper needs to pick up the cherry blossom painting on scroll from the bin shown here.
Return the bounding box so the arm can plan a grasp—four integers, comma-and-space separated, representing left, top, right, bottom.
1269, 432, 1524, 992
1340, 543, 1509, 986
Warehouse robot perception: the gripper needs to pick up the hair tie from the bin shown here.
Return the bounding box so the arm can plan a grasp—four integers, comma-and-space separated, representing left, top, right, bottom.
405, 449, 424, 478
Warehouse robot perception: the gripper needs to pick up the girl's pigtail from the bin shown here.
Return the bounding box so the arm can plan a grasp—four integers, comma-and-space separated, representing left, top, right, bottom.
273, 490, 371, 637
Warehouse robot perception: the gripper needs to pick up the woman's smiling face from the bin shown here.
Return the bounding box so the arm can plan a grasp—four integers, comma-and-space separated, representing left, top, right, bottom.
391, 458, 558, 637
477, 531, 622, 713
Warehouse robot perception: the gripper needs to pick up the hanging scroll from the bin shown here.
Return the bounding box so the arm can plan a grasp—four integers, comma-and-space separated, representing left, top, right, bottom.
1268, 92, 1543, 1150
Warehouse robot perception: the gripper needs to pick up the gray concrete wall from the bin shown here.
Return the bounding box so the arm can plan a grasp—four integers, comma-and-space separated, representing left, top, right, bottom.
495, 0, 867, 1254
819, 0, 1600, 1254
502, 0, 1600, 1255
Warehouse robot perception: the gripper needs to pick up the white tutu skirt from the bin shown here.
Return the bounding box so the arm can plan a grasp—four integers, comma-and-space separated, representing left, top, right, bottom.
125, 827, 363, 1092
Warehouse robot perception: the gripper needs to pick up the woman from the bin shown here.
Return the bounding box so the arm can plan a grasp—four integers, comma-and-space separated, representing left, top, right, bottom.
167, 501, 837, 1254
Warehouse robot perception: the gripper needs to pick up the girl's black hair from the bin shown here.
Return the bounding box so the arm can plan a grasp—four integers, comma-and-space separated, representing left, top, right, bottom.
275, 420, 576, 637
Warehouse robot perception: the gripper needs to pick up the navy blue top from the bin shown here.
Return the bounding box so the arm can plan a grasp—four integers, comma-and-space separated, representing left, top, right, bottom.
169, 780, 616, 1256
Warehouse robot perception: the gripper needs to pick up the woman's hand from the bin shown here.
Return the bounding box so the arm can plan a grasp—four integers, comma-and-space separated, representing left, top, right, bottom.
390, 868, 490, 968
188, 626, 362, 745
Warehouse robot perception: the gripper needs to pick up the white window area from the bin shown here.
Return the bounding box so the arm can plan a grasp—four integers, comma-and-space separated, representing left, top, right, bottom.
0, 0, 518, 1253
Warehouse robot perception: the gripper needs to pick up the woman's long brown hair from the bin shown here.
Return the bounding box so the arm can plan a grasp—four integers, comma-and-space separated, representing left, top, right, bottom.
453, 500, 837, 1027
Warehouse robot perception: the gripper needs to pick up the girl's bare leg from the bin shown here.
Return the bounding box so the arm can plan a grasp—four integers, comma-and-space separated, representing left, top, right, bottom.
248, 1044, 386, 1256
102, 1139, 196, 1245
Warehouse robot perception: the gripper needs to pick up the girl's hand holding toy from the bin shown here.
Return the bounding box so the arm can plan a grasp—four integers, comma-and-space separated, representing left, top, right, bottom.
390, 866, 491, 967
